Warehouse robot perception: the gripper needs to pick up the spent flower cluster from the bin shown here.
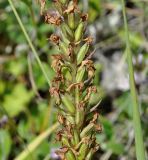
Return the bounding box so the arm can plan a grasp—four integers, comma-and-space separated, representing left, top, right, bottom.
40, 0, 102, 159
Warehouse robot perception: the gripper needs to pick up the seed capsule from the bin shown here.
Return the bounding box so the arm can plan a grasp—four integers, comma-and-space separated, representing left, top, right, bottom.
59, 41, 68, 55
66, 115, 75, 124
68, 13, 75, 29
75, 107, 84, 129
61, 95, 75, 114
74, 130, 80, 145
76, 66, 86, 82
74, 12, 80, 29
61, 111, 75, 124
65, 150, 76, 160
78, 142, 88, 160
62, 67, 72, 81
71, 129, 80, 146
75, 22, 84, 42
86, 149, 93, 160
86, 112, 94, 123
61, 32, 70, 45
77, 43, 89, 65
61, 136, 71, 147
80, 123, 94, 138
62, 23, 74, 39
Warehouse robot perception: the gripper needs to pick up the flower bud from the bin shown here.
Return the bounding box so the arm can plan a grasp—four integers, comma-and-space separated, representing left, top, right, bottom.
61, 95, 75, 114
61, 136, 71, 147
78, 142, 88, 160
74, 12, 81, 29
61, 32, 70, 45
59, 41, 68, 55
75, 107, 84, 129
62, 23, 74, 39
68, 13, 75, 29
65, 150, 76, 160
73, 130, 80, 145
80, 123, 94, 138
62, 67, 72, 81
86, 149, 93, 160
76, 66, 86, 82
75, 22, 84, 42
70, 129, 80, 146
66, 115, 75, 124
77, 43, 89, 65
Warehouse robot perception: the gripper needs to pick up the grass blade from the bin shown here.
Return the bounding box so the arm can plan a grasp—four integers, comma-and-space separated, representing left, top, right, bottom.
7, 0, 51, 87
121, 0, 146, 160
14, 122, 59, 160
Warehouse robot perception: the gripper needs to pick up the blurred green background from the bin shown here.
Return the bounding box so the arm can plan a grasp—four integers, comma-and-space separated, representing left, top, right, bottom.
0, 0, 148, 159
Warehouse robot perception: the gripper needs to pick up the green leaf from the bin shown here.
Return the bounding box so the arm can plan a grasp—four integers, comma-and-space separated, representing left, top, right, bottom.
6, 57, 27, 77
33, 62, 54, 89
114, 92, 133, 118
89, 87, 104, 105
17, 120, 33, 140
0, 130, 12, 160
106, 140, 124, 155
2, 84, 34, 117
21, 0, 32, 6
89, 0, 100, 11
119, 30, 144, 52
88, 0, 101, 22
0, 80, 6, 95
100, 116, 114, 140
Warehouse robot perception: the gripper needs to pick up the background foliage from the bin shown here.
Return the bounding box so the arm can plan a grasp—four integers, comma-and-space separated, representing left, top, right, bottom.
0, 0, 148, 159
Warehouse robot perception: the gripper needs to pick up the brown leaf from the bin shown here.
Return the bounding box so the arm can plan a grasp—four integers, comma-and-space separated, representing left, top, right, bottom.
58, 114, 66, 124
95, 124, 102, 133
45, 13, 62, 25
81, 13, 88, 21
66, 82, 83, 92
90, 112, 99, 123
84, 36, 94, 45
49, 34, 60, 45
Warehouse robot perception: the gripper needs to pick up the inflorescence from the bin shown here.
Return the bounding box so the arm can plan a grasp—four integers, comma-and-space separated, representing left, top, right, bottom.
39, 0, 102, 159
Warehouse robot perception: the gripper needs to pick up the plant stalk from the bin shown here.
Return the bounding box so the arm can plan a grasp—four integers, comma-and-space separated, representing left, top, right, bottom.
46, 0, 102, 159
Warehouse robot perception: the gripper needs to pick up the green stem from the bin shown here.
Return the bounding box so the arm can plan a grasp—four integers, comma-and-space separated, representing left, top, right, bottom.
121, 1, 146, 160
7, 0, 51, 87
14, 122, 59, 160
